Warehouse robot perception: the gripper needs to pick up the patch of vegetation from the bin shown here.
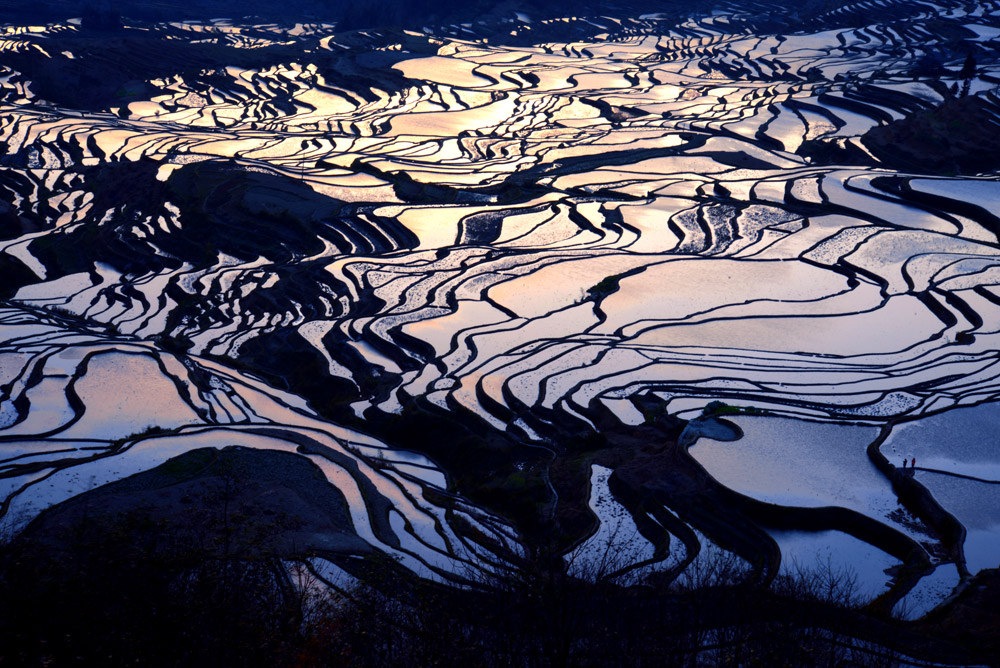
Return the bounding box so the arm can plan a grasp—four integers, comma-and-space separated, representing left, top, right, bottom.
587, 273, 626, 296
110, 424, 168, 450
701, 400, 771, 417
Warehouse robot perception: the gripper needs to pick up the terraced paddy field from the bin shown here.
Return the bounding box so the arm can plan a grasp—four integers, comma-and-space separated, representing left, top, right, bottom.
3, 0, 1000, 662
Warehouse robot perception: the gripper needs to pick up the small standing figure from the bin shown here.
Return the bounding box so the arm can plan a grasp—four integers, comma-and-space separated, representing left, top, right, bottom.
911, 457, 916, 469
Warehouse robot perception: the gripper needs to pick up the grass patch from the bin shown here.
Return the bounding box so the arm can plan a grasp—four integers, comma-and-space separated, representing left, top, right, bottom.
110, 425, 168, 450
587, 273, 625, 296
701, 400, 771, 417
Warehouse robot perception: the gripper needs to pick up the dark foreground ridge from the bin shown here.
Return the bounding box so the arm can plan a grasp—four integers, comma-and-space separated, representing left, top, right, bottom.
2, 442, 999, 668
1, 445, 998, 668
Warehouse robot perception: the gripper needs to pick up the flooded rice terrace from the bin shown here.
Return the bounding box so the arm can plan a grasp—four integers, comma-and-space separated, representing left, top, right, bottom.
2, 0, 1000, 618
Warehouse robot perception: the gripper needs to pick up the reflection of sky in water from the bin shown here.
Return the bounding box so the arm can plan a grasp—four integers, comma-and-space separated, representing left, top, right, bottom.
894, 563, 961, 621
0, 330, 493, 576
0, 400, 21, 429
883, 403, 1000, 481
1, 377, 74, 436
916, 471, 1000, 574
690, 416, 889, 513
3, 424, 479, 579
769, 529, 896, 602
630, 293, 940, 355
569, 465, 657, 574
0, 352, 31, 386
911, 178, 1000, 210
61, 352, 201, 440
690, 415, 937, 546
